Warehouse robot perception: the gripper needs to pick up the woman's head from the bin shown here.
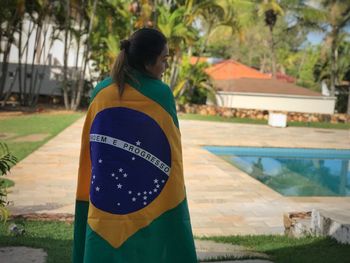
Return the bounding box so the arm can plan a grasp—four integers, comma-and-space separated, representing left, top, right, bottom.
111, 28, 169, 96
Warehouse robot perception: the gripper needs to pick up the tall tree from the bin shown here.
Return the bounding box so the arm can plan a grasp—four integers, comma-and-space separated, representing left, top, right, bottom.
258, 0, 284, 78
302, 0, 350, 96
157, 5, 197, 88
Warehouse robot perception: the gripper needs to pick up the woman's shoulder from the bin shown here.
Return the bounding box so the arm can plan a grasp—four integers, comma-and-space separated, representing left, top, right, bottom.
90, 77, 114, 103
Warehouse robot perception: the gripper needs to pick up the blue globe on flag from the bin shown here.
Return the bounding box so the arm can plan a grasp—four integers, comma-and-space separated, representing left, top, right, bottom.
89, 107, 171, 215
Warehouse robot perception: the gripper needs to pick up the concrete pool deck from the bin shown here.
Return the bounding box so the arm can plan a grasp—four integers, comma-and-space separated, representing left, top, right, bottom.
7, 117, 350, 236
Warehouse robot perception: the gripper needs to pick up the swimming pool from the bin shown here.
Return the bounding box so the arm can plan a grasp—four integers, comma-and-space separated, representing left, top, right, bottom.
204, 146, 350, 197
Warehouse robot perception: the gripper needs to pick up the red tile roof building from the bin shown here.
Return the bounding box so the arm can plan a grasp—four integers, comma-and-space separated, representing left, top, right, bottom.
205, 60, 271, 80
205, 59, 322, 97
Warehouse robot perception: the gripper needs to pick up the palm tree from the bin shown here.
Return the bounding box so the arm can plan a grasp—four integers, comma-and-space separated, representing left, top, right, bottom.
258, 0, 284, 78
173, 56, 215, 105
185, 0, 243, 61
314, 39, 350, 113
170, 0, 244, 99
0, 0, 25, 101
303, 0, 350, 97
157, 5, 197, 88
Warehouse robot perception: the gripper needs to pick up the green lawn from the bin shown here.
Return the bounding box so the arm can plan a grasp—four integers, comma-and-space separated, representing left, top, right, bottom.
0, 220, 73, 263
202, 235, 350, 263
0, 112, 84, 162
179, 113, 350, 130
1, 220, 349, 263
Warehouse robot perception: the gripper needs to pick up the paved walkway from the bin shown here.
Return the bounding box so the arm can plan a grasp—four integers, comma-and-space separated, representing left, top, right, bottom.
7, 117, 350, 236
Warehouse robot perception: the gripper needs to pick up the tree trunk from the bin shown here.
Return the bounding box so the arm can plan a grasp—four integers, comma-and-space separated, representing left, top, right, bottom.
169, 53, 180, 89
329, 31, 338, 97
73, 0, 98, 111
63, 0, 70, 110
71, 0, 85, 109
269, 26, 277, 79
347, 86, 350, 115
18, 20, 23, 104
29, 23, 42, 105
0, 27, 14, 99
0, 7, 20, 100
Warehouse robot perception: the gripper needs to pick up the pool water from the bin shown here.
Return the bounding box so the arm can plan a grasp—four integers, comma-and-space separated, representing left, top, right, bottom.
204, 146, 350, 197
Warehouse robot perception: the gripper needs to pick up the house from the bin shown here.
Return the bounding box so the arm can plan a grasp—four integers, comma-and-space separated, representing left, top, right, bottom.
205, 60, 336, 115
1, 18, 91, 99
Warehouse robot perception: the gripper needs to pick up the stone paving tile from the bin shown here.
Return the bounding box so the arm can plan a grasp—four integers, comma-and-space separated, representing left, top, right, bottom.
6, 117, 350, 237
0, 247, 47, 263
195, 240, 270, 261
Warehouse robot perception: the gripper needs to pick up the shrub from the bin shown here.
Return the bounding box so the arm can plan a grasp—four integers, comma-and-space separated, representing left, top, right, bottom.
0, 142, 17, 222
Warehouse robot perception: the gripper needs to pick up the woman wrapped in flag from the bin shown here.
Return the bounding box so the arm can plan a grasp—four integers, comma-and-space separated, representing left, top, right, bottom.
73, 28, 197, 263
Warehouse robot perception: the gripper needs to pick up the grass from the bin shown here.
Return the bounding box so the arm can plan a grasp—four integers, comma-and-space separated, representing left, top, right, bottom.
0, 220, 73, 263
179, 113, 350, 130
202, 235, 350, 263
1, 220, 349, 263
0, 112, 84, 162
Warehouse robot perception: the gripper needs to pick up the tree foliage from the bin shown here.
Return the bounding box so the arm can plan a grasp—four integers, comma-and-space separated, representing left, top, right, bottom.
0, 142, 17, 223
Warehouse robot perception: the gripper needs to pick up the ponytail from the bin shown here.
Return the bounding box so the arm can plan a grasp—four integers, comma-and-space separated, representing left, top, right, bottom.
111, 39, 130, 97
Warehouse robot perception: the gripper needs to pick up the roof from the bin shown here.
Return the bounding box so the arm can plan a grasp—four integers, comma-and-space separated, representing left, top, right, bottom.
214, 78, 323, 97
206, 60, 271, 80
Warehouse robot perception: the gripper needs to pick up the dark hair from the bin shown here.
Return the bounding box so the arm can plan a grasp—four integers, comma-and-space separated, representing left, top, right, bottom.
111, 28, 167, 97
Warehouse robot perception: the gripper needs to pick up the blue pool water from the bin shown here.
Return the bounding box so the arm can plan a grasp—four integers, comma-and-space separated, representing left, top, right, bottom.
204, 146, 350, 197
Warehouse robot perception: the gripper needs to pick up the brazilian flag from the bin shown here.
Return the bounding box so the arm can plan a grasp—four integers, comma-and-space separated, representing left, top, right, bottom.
73, 70, 197, 263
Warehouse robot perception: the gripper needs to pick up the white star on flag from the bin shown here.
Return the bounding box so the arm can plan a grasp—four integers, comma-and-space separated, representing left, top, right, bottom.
132, 197, 136, 202
136, 140, 141, 146
119, 168, 123, 172
162, 180, 165, 183
111, 173, 115, 177
156, 184, 160, 188
98, 159, 102, 163
132, 157, 136, 160
115, 177, 118, 180
93, 175, 96, 179
149, 191, 152, 194
128, 191, 132, 194
137, 192, 141, 196
143, 191, 147, 195
117, 203, 120, 206
123, 173, 128, 178
117, 183, 122, 189
154, 179, 158, 184
91, 181, 94, 184
96, 186, 100, 192
143, 202, 147, 205
153, 188, 158, 192
143, 196, 147, 200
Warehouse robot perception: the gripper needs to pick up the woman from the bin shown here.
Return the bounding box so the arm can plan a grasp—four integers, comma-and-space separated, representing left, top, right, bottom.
73, 28, 197, 263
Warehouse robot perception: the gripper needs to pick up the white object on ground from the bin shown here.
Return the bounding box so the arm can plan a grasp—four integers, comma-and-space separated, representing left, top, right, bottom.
268, 113, 287, 128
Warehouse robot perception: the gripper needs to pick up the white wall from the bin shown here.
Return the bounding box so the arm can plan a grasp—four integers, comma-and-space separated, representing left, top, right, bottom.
215, 92, 336, 114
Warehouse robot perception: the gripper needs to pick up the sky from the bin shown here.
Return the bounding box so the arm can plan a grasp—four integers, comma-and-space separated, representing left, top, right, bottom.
307, 32, 325, 45
304, 0, 350, 45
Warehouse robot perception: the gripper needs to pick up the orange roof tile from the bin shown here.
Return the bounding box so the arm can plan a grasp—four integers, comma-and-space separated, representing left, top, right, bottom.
205, 59, 271, 80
